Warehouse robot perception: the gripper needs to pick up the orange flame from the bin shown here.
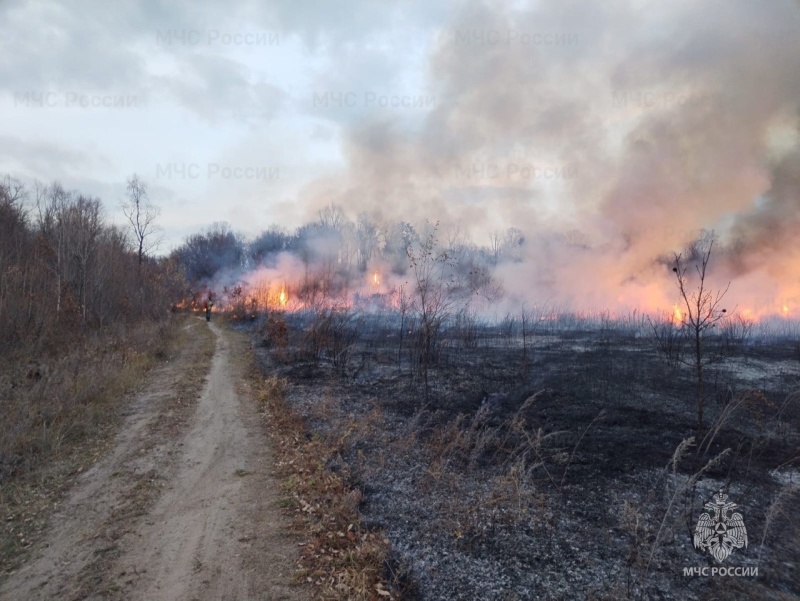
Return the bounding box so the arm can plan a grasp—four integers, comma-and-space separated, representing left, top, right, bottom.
372, 272, 380, 287
279, 287, 287, 306
672, 305, 683, 324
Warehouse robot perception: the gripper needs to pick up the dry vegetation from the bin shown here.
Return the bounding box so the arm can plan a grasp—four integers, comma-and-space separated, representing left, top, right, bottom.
250, 369, 403, 600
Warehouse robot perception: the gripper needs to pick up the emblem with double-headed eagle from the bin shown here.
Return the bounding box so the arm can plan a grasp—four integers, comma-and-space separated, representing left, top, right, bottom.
693, 489, 748, 562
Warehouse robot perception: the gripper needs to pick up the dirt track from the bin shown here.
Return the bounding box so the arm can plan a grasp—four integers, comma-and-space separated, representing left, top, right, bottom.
0, 319, 305, 601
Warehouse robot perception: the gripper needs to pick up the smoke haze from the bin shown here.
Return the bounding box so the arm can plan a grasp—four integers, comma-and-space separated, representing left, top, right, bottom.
294, 0, 800, 315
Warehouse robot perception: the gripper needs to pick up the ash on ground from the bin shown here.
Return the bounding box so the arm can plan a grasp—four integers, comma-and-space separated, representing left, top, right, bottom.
248, 312, 800, 600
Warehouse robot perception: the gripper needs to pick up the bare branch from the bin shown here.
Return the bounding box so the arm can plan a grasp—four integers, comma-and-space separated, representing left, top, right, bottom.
122, 174, 161, 265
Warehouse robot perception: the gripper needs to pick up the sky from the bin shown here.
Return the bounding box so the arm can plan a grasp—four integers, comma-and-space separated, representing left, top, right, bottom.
2, 0, 799, 314
0, 0, 449, 247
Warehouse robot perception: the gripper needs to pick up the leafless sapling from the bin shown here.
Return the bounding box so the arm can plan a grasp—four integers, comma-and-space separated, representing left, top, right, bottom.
406, 222, 458, 403
670, 236, 731, 434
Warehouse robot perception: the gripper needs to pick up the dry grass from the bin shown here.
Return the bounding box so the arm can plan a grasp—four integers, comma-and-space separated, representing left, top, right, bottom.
395, 395, 604, 546
252, 374, 399, 601
0, 315, 195, 577
614, 438, 739, 598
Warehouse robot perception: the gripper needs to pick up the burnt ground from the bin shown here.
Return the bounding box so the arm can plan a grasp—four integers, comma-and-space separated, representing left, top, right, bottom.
245, 312, 800, 600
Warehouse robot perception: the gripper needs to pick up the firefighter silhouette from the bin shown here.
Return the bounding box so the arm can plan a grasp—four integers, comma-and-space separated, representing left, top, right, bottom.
204, 294, 213, 321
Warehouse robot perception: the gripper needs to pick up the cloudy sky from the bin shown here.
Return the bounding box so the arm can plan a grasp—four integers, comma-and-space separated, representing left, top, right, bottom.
0, 0, 447, 247
2, 0, 799, 311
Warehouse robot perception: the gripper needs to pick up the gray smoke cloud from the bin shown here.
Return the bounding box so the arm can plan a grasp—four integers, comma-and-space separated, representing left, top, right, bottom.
299, 0, 800, 314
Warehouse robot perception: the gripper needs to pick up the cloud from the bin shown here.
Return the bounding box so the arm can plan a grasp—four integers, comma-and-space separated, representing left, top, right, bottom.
0, 135, 99, 180
159, 54, 286, 122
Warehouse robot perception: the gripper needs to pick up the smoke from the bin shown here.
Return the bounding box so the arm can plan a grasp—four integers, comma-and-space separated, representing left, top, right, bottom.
182, 0, 799, 319
286, 0, 800, 315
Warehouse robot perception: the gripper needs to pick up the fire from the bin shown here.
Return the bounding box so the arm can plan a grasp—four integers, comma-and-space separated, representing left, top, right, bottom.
172, 267, 799, 324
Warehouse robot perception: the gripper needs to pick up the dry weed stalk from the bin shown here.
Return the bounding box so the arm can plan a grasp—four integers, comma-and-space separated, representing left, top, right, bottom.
643, 444, 732, 578
757, 483, 800, 567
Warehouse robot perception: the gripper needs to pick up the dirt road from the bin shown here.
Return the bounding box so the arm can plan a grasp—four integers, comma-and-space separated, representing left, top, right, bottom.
1, 319, 305, 601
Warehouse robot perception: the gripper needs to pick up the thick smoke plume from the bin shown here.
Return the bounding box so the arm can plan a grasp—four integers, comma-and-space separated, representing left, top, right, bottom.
185, 0, 800, 319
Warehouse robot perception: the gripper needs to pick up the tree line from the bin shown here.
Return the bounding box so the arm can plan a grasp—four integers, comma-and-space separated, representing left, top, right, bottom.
0, 174, 183, 353
171, 204, 524, 295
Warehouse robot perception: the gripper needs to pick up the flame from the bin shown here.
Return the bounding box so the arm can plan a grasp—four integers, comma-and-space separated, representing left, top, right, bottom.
172, 265, 800, 324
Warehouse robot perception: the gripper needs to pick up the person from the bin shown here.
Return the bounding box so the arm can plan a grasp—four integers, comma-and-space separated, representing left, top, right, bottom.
204, 299, 210, 321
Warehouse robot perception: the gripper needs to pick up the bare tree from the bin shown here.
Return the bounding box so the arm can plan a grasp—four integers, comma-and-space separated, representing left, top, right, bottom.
65, 195, 102, 323
490, 227, 525, 265
317, 203, 347, 231
91, 225, 132, 326
123, 174, 160, 266
670, 235, 731, 434
489, 230, 503, 265
36, 182, 71, 319
36, 184, 105, 325
355, 213, 380, 272
382, 220, 418, 274
0, 177, 31, 339
406, 222, 459, 402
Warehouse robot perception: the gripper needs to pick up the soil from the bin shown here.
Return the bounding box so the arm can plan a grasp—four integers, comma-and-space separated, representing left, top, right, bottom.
0, 319, 306, 601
